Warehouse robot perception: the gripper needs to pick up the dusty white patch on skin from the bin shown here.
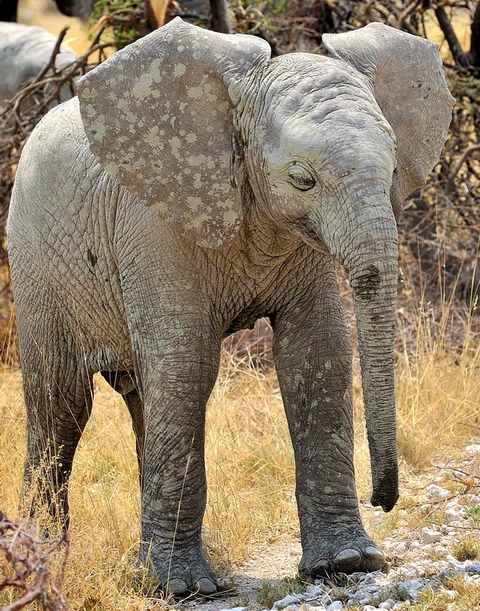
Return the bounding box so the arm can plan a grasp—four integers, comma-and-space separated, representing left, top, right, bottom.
186, 196, 202, 212
187, 155, 215, 169
104, 162, 119, 176
174, 63, 186, 77
132, 58, 163, 101
222, 208, 238, 224
169, 137, 183, 162
187, 86, 206, 100
294, 373, 305, 385
145, 126, 161, 148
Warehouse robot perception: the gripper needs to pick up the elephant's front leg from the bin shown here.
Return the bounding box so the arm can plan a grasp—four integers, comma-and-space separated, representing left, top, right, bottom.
272, 272, 385, 577
137, 335, 221, 596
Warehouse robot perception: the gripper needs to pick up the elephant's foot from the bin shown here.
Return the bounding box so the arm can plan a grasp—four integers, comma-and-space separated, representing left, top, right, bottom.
299, 527, 386, 578
145, 548, 220, 597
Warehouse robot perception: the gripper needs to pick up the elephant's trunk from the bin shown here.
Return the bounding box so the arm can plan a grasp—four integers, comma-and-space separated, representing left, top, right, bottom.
345, 214, 399, 512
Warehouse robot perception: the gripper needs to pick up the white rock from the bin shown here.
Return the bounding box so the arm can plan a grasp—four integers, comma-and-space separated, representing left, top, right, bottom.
274, 594, 304, 609
362, 606, 377, 611
425, 484, 450, 501
379, 600, 396, 609
449, 520, 468, 528
422, 527, 442, 544
466, 444, 480, 454
393, 541, 407, 554
326, 602, 343, 611
444, 501, 466, 524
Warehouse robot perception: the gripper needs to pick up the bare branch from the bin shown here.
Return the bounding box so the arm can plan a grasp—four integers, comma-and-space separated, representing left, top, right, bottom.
445, 144, 480, 194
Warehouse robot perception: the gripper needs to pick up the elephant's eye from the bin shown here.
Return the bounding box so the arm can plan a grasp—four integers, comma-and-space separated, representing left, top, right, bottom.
287, 165, 316, 191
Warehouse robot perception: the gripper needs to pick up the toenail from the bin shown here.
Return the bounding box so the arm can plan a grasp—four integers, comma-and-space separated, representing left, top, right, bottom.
196, 577, 218, 594
167, 578, 189, 595
334, 548, 361, 562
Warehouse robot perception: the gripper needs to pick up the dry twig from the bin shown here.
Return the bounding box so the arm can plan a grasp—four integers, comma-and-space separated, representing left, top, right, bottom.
0, 511, 69, 610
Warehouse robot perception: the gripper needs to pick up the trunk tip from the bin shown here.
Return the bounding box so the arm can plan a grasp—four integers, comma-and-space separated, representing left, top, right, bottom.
371, 467, 399, 513
371, 491, 398, 513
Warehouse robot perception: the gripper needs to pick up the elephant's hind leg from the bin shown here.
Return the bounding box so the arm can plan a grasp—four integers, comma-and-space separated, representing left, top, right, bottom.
19, 322, 94, 531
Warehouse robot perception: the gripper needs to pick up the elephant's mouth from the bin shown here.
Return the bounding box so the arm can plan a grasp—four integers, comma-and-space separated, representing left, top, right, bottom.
288, 215, 330, 255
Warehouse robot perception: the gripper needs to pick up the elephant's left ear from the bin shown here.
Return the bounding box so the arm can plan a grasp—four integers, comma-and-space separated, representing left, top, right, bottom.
323, 23, 455, 216
77, 18, 271, 248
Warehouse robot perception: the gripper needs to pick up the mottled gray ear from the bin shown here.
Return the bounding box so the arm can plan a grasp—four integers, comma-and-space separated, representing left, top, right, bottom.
78, 18, 271, 248
323, 23, 455, 216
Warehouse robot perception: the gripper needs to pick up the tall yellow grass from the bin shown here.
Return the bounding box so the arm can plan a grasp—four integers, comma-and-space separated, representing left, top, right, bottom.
0, 295, 479, 609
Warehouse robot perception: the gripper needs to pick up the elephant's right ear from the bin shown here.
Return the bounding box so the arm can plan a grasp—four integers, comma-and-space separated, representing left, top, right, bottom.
323, 23, 455, 217
77, 18, 271, 248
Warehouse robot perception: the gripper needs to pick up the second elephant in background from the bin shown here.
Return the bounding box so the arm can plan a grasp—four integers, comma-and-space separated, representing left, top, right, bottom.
0, 22, 77, 108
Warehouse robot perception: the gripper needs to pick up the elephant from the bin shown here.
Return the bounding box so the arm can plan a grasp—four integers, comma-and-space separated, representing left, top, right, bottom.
7, 18, 454, 596
0, 22, 77, 108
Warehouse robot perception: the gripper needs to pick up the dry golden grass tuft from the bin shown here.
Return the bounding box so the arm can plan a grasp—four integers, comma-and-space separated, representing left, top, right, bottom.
0, 295, 479, 609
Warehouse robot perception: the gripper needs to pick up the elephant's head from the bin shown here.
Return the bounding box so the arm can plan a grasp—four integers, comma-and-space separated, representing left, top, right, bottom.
77, 19, 454, 512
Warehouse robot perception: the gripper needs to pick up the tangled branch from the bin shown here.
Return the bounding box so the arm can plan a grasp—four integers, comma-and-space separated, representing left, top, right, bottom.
0, 511, 69, 610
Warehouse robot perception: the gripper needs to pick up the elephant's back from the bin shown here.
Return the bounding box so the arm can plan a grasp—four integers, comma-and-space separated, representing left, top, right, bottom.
9, 97, 101, 233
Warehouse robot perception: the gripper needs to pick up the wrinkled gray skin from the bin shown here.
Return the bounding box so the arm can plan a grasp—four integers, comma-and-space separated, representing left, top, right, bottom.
7, 19, 454, 596
0, 22, 77, 108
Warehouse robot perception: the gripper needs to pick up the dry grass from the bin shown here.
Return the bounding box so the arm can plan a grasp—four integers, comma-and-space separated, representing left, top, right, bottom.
0, 295, 479, 609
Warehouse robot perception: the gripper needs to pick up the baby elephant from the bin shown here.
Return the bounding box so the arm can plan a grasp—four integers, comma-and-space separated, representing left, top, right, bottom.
7, 19, 454, 596
0, 22, 77, 108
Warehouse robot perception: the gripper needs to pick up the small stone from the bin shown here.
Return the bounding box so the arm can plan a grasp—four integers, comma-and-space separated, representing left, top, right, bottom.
444, 501, 465, 525
379, 600, 396, 609
466, 444, 480, 454
362, 606, 377, 611
425, 484, 450, 501
422, 527, 442, 544
223, 608, 247, 611
274, 594, 304, 609
304, 585, 326, 600
326, 602, 343, 611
